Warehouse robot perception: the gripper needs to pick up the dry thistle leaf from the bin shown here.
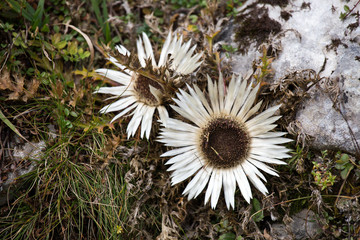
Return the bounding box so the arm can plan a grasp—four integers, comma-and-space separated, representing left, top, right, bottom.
69, 84, 84, 107
23, 78, 40, 102
0, 68, 40, 101
8, 73, 25, 100
0, 69, 13, 90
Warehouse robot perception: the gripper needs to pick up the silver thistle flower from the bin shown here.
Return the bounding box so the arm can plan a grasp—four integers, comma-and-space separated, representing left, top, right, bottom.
158, 74, 291, 209
95, 32, 202, 139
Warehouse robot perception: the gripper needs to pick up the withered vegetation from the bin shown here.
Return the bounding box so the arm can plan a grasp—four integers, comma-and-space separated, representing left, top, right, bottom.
0, 0, 359, 239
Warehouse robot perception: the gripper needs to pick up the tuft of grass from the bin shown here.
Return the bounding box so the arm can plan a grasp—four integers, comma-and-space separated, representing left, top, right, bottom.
6, 0, 49, 31
89, 0, 111, 43
0, 2, 129, 235
0, 133, 129, 239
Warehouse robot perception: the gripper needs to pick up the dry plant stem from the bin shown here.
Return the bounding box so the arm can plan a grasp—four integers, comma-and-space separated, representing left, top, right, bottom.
0, 33, 13, 72
344, 0, 360, 19
250, 195, 357, 221
0, 126, 5, 161
328, 90, 360, 159
334, 167, 352, 211
305, 58, 328, 91
61, 23, 95, 68
136, 69, 165, 85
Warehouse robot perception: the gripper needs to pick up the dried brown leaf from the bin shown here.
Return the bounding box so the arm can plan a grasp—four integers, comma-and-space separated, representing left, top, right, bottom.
0, 69, 13, 90
0, 68, 40, 101
7, 72, 24, 100
69, 84, 84, 107
23, 78, 40, 102
263, 229, 273, 240
145, 13, 165, 36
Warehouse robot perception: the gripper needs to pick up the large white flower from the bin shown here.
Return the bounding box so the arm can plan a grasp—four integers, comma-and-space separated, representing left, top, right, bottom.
95, 32, 202, 139
158, 74, 291, 209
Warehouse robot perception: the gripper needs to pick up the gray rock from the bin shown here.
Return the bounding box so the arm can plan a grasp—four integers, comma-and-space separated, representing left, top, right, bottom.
296, 73, 360, 154
270, 209, 323, 239
217, 0, 360, 154
270, 223, 292, 240
0, 140, 45, 206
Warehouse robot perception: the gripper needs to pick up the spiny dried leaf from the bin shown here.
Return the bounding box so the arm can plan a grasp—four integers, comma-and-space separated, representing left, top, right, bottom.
69, 84, 85, 107
145, 13, 165, 36
23, 78, 40, 102
0, 69, 13, 90
8, 73, 24, 100
0, 68, 38, 101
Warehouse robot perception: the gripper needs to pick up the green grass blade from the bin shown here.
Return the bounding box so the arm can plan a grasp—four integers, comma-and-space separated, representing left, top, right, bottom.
100, 0, 111, 43
5, 0, 22, 14
23, 1, 35, 19
32, 0, 45, 29
6, 0, 35, 21
0, 109, 27, 142
90, 0, 111, 43
90, 0, 102, 26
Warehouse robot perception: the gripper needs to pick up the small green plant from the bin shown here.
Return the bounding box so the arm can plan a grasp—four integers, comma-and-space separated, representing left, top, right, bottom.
50, 32, 91, 62
219, 233, 243, 240
215, 219, 243, 240
0, 22, 14, 32
49, 0, 71, 21
64, 41, 91, 61
311, 150, 336, 190
215, 219, 233, 234
226, 0, 242, 17
119, 13, 135, 23
289, 145, 311, 173
340, 5, 350, 20
189, 14, 199, 23
335, 152, 355, 179
222, 44, 238, 58
339, 1, 360, 20
136, 23, 151, 35
251, 198, 264, 222
254, 46, 274, 84
57, 103, 79, 130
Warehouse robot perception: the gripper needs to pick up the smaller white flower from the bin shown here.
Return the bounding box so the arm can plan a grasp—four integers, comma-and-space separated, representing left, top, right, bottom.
95, 32, 202, 139
158, 73, 292, 209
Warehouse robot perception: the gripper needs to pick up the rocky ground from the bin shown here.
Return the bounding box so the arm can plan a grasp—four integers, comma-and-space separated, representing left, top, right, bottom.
1, 0, 360, 239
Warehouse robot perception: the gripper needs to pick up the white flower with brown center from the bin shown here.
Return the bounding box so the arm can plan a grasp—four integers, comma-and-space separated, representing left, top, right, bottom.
95, 32, 202, 139
158, 74, 291, 209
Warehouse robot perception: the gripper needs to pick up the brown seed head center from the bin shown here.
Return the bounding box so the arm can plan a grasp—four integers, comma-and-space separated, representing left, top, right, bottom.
133, 73, 162, 106
200, 118, 250, 169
